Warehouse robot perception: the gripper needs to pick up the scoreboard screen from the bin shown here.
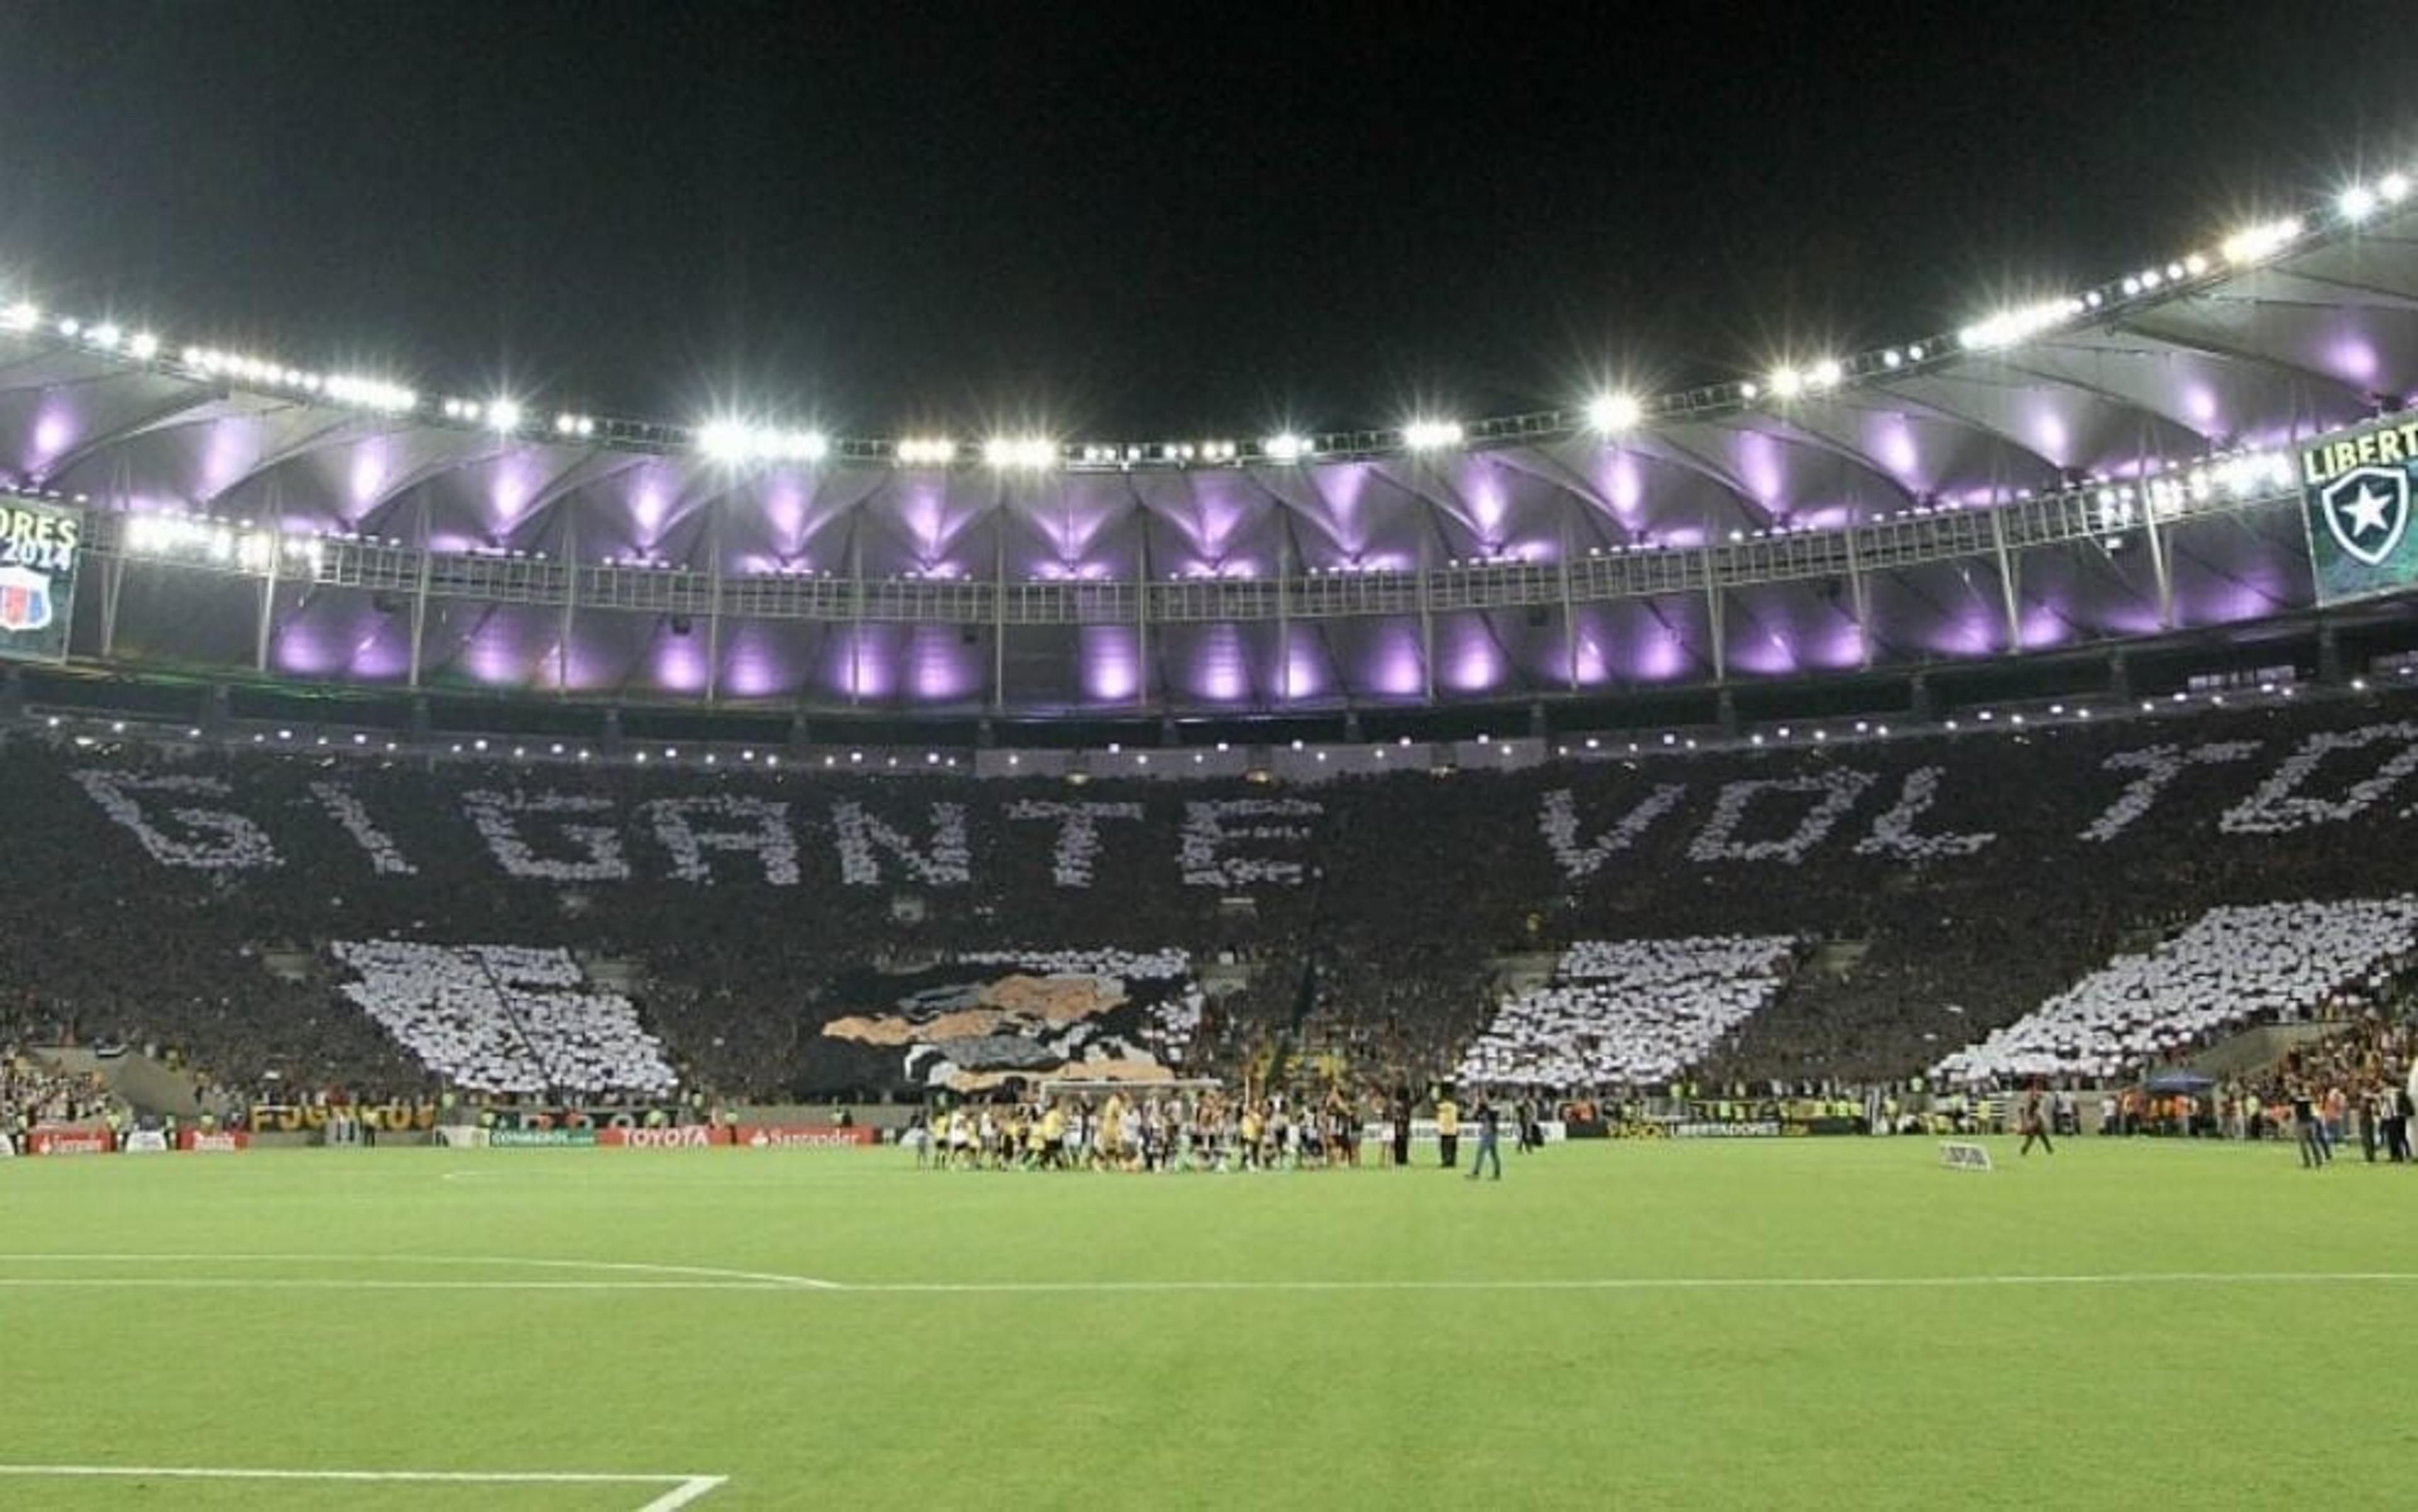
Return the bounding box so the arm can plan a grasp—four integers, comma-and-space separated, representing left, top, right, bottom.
2300, 417, 2418, 605
0, 496, 81, 664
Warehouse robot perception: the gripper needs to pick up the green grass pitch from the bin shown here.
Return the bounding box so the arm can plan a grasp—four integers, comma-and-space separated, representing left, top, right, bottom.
3, 1138, 2409, 1508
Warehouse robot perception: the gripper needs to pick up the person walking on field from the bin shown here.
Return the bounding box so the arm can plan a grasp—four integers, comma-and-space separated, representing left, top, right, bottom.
2018, 1084, 2053, 1156
2291, 1084, 2329, 1170
1465, 1096, 1502, 1181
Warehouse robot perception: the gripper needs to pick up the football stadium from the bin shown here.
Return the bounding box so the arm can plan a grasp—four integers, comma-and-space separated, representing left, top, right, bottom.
7, 14, 2418, 1508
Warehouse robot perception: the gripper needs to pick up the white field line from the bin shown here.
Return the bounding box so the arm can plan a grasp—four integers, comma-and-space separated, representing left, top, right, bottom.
0, 1254, 2416, 1295
0, 1278, 800, 1291
0, 1252, 839, 1290
829, 1271, 2418, 1294
0, 1465, 727, 1511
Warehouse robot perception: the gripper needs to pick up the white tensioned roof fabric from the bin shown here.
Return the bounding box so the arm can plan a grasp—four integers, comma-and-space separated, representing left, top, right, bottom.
3, 205, 2415, 713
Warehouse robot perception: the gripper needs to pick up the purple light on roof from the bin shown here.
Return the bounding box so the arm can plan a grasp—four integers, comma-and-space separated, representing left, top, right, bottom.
489, 460, 536, 531
272, 624, 341, 677
1444, 632, 1500, 693
1183, 482, 1254, 559
764, 480, 809, 549
1946, 608, 1999, 657
1637, 629, 1688, 681
901, 484, 951, 557
2184, 384, 2220, 428
906, 626, 977, 702
1081, 626, 1140, 703
1281, 643, 1325, 702
1371, 625, 1425, 696
2030, 407, 2070, 463
2328, 336, 2380, 384
1814, 623, 1865, 669
829, 627, 895, 700
1570, 642, 1608, 685
348, 443, 391, 513
1200, 666, 1247, 703
719, 624, 793, 699
1174, 623, 1252, 703
2018, 605, 2072, 651
632, 479, 671, 542
2187, 576, 2291, 626
1596, 449, 1647, 518
348, 630, 411, 682
1728, 631, 1797, 677
1735, 430, 1785, 506
25, 406, 72, 472
654, 633, 710, 694
198, 421, 249, 496
464, 625, 529, 685
1867, 416, 1922, 482
1469, 475, 1507, 537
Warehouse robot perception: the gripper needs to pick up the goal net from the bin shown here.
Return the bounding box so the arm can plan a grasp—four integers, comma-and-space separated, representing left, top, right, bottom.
1937, 1140, 1995, 1173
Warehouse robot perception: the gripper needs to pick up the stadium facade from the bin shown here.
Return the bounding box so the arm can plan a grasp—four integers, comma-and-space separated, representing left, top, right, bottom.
8, 184, 2418, 749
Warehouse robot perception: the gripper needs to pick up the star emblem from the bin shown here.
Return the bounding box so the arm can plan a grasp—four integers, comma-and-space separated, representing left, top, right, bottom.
2318, 465, 2412, 568
2341, 482, 2395, 537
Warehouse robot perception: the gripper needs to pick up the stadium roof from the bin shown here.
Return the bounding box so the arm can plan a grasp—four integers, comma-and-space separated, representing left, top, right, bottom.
3, 174, 2417, 713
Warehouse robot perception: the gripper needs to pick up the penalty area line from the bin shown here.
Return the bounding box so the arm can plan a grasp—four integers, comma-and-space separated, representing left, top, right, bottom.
0, 1465, 729, 1511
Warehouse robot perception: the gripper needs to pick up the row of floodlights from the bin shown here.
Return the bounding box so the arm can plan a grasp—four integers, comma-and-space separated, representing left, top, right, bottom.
122, 513, 324, 571
1, 177, 2405, 467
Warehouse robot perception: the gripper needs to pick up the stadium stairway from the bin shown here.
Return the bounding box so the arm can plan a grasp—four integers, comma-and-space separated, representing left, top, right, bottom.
2182, 1021, 2353, 1081
34, 1045, 207, 1118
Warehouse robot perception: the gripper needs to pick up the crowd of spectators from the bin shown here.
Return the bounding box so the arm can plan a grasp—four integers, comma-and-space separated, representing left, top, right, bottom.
2, 1045, 115, 1131
1457, 936, 1800, 1087
1933, 899, 2418, 1083
331, 940, 681, 1096
5, 686, 2418, 1105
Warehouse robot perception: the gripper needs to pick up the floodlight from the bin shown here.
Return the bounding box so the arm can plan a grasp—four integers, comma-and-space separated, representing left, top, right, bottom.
984, 435, 1057, 469
1584, 393, 1642, 433
698, 418, 756, 462
2220, 217, 2302, 266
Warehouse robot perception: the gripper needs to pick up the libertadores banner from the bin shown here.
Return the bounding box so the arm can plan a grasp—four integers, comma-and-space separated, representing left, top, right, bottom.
2301, 418, 2418, 604
0, 496, 81, 664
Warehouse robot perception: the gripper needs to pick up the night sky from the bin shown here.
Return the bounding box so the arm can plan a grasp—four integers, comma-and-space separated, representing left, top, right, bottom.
4, 2, 2417, 438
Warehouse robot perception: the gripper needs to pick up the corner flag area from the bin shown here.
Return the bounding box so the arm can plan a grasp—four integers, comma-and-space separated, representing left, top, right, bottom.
3, 1140, 2407, 1506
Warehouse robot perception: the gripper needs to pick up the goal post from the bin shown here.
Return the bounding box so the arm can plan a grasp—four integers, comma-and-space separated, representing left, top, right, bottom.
1938, 1140, 1995, 1172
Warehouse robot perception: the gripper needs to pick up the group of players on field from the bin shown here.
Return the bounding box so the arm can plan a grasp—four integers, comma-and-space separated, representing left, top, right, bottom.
906, 1088, 1534, 1173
